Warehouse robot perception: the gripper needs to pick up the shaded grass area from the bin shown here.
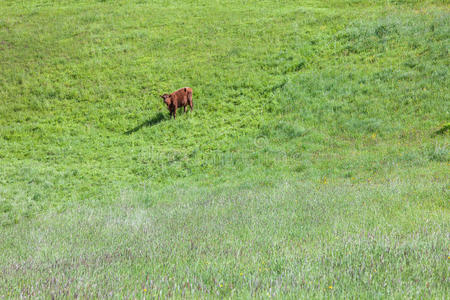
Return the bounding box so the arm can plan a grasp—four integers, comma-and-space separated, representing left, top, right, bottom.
125, 112, 166, 135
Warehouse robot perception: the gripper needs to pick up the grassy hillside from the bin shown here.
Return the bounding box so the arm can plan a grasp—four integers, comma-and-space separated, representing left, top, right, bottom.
0, 0, 448, 298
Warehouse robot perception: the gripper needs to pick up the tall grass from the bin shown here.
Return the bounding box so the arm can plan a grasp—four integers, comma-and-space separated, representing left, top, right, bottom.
1, 176, 448, 298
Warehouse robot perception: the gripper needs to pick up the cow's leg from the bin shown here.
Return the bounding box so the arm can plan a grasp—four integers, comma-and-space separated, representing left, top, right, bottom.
184, 105, 187, 113
173, 108, 176, 119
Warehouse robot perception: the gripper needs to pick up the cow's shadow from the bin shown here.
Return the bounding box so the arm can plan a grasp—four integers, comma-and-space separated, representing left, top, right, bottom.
125, 112, 166, 135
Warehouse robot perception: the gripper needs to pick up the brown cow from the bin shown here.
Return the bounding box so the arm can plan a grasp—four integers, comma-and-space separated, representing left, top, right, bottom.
160, 87, 193, 119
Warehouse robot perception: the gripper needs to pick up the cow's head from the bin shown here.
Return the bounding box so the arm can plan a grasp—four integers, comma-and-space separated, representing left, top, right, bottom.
160, 94, 171, 107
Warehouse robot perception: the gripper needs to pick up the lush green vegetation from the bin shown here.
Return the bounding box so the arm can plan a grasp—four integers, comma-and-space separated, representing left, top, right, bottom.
0, 0, 448, 298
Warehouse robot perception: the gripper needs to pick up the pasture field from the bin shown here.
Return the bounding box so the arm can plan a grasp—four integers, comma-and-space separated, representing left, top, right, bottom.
0, 0, 449, 298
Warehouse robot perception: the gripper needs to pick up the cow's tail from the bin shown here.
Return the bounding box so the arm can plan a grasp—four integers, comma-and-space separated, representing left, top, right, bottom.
187, 88, 193, 111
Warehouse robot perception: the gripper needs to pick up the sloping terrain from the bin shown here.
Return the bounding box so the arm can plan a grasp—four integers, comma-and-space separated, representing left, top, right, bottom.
0, 0, 448, 298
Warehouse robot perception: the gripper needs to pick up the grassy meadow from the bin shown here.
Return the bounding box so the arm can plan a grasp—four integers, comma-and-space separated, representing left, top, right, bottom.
0, 0, 449, 298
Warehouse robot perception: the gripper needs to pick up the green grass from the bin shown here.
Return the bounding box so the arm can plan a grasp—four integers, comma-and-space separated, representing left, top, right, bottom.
0, 0, 449, 298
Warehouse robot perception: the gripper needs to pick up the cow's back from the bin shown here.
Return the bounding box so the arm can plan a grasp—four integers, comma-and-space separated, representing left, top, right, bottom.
171, 87, 192, 106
